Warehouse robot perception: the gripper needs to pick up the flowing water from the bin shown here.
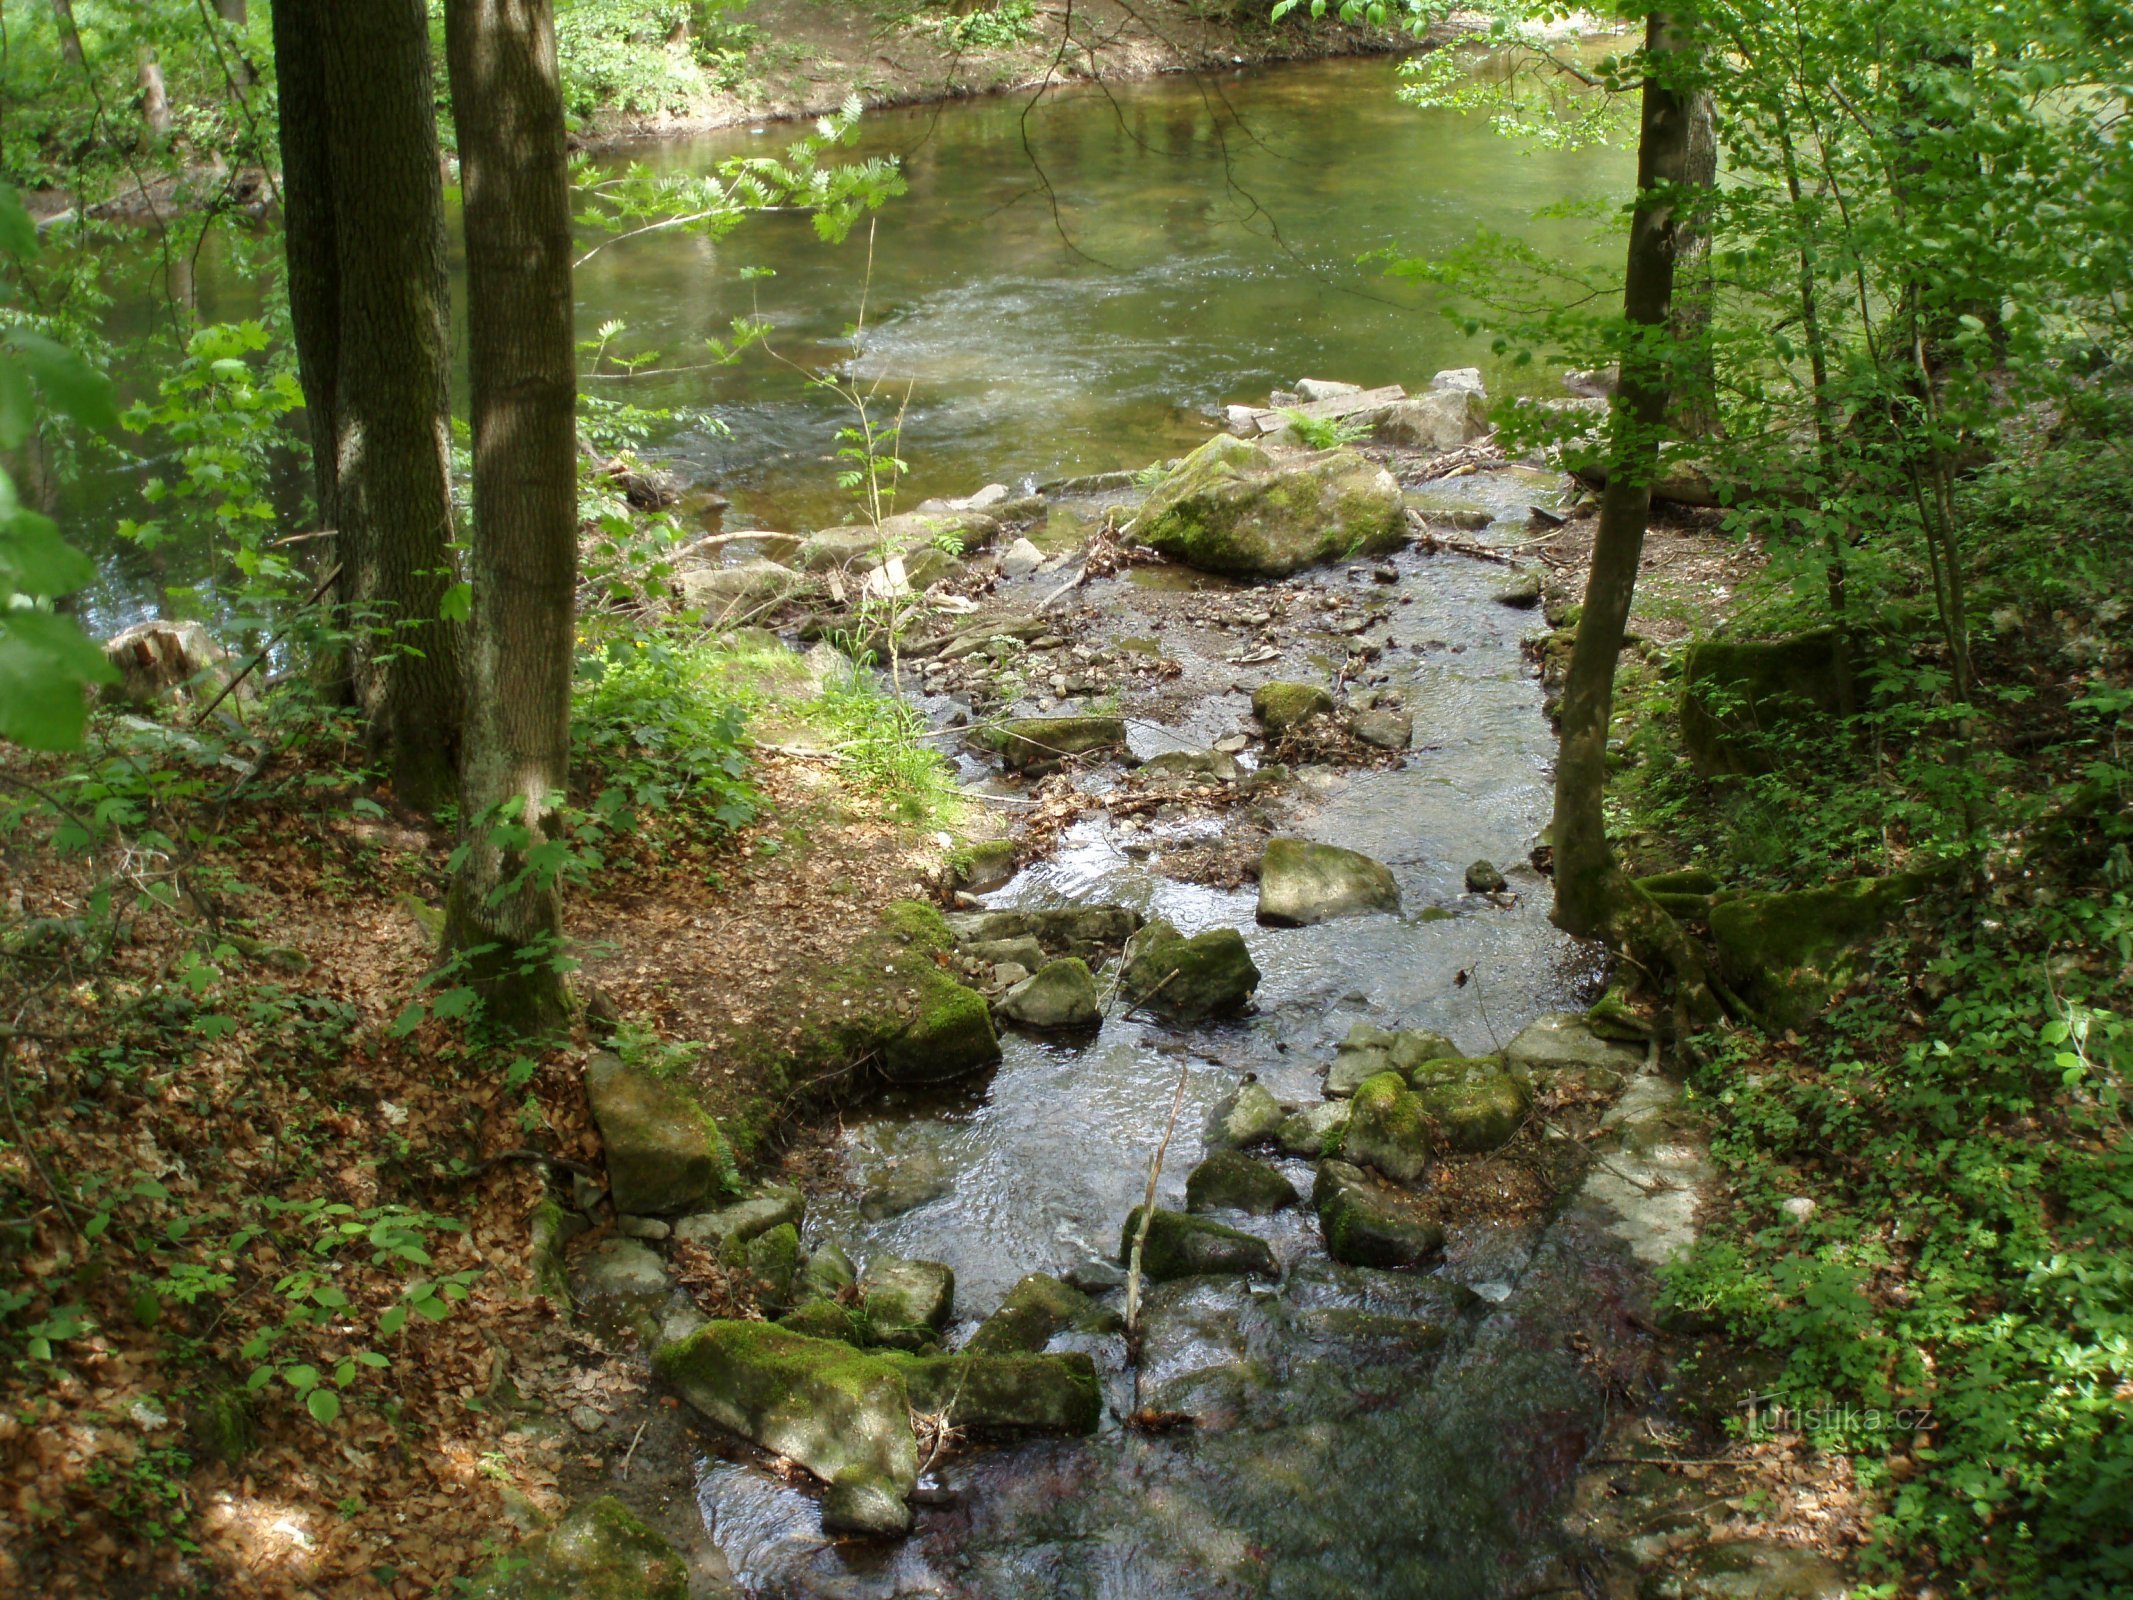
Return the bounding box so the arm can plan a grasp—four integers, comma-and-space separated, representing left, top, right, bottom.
73, 54, 1628, 634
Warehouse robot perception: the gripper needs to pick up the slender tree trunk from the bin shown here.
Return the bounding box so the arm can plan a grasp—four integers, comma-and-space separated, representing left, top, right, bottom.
1550, 10, 1718, 1021
272, 0, 464, 808
443, 0, 579, 1034
51, 0, 84, 66
217, 0, 248, 22
1667, 88, 1720, 440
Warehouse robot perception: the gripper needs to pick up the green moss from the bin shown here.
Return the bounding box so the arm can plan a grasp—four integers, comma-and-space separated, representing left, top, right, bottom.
965, 1272, 1121, 1355
1118, 1206, 1276, 1280
779, 1299, 864, 1343
1185, 1149, 1301, 1215
1708, 872, 1932, 1029
744, 1223, 802, 1310
1410, 1057, 1529, 1153
881, 1349, 1103, 1434
468, 1496, 687, 1600
528, 1197, 572, 1304
189, 1383, 256, 1465
1119, 919, 1260, 1021
1341, 1071, 1432, 1184
1312, 1160, 1445, 1270
1251, 680, 1335, 734
1679, 628, 1848, 776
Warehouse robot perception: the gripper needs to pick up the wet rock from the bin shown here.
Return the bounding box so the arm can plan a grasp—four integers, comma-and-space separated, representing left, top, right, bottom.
1203, 1080, 1285, 1148
1503, 1013, 1647, 1080
1492, 568, 1543, 607
660, 1306, 710, 1345
1313, 1160, 1446, 1269
795, 509, 1001, 570
1465, 858, 1508, 894
949, 839, 1018, 895
583, 1053, 728, 1217
882, 975, 1000, 1085
965, 1272, 1121, 1355
1139, 748, 1240, 784
1139, 435, 1405, 577
676, 558, 805, 614
1410, 1056, 1530, 1152
860, 1257, 955, 1349
1347, 706, 1414, 750
822, 1476, 910, 1538
100, 620, 232, 705
1185, 1150, 1300, 1216
467, 1494, 687, 1600
672, 1185, 804, 1251
1679, 628, 1848, 776
798, 1242, 856, 1303
859, 1154, 952, 1222
1118, 919, 1260, 1020
996, 957, 1101, 1030
1708, 874, 1931, 1030
962, 934, 1047, 972
570, 1238, 670, 1302
947, 904, 1144, 963
998, 536, 1046, 578
1341, 1072, 1432, 1185
744, 1223, 803, 1311
1388, 1030, 1463, 1076
1276, 1099, 1352, 1156
1256, 837, 1401, 927
1119, 1207, 1276, 1281
1064, 1258, 1127, 1294
1324, 1021, 1397, 1097
896, 1349, 1103, 1433
1251, 680, 1334, 734
977, 714, 1128, 773
1374, 386, 1490, 452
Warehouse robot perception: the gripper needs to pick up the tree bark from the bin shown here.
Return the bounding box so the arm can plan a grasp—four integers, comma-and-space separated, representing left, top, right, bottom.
217, 0, 249, 22
1550, 10, 1718, 1022
1666, 88, 1720, 439
50, 0, 84, 66
272, 0, 464, 809
443, 0, 579, 1035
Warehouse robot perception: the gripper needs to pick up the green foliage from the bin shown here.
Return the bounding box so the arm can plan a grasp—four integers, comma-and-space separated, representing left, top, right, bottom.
0, 183, 119, 748
812, 651, 958, 822
573, 636, 761, 830
552, 0, 704, 120
922, 0, 1043, 52
1273, 406, 1370, 450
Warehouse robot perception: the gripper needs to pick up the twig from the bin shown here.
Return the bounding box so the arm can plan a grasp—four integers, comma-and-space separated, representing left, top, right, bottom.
1124, 1050, 1193, 1352
621, 1418, 649, 1479
191, 561, 342, 726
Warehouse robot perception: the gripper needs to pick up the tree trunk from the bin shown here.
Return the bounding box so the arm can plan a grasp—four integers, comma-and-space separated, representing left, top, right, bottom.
51, 0, 84, 66
443, 0, 580, 1035
1550, 11, 1718, 1021
1666, 88, 1720, 439
272, 0, 464, 809
217, 0, 249, 22
138, 49, 173, 152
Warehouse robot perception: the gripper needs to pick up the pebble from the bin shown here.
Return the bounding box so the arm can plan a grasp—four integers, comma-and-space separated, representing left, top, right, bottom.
617, 1215, 670, 1241
1781, 1196, 1817, 1223
569, 1404, 606, 1435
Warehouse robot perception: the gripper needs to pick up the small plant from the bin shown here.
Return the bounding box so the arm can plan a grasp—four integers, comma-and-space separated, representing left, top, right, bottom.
1275, 406, 1371, 450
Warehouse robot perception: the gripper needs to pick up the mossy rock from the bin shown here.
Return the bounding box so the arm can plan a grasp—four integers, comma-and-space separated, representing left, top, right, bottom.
1409, 1056, 1529, 1153
583, 1052, 731, 1217
1185, 1150, 1301, 1216
1251, 680, 1334, 735
187, 1383, 256, 1466
1313, 1160, 1445, 1270
778, 1299, 864, 1344
1139, 435, 1405, 577
1203, 1079, 1284, 1148
1119, 1206, 1276, 1281
947, 904, 1144, 963
1325, 1022, 1396, 1097
1708, 873, 1931, 1030
673, 1185, 804, 1251
965, 1272, 1122, 1356
860, 1256, 955, 1350
996, 957, 1101, 1030
1387, 1030, 1462, 1078
744, 1223, 802, 1312
1118, 918, 1260, 1020
1341, 1071, 1431, 1185
1256, 837, 1400, 927
977, 715, 1128, 773
886, 1348, 1103, 1434
1679, 628, 1848, 776
468, 1496, 688, 1600
949, 838, 1019, 895
1637, 867, 1721, 896
1276, 1099, 1352, 1157
798, 1241, 856, 1302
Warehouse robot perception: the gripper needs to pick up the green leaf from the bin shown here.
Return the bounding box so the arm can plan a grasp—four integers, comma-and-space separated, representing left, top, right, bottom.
439, 581, 472, 622
0, 611, 119, 750
306, 1388, 341, 1424
378, 1304, 408, 1336
0, 183, 36, 259
283, 1363, 320, 1393
3, 328, 118, 433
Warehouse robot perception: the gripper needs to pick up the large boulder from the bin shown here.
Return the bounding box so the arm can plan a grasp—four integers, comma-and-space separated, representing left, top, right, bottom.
1313, 1160, 1445, 1269
676, 558, 805, 614
1257, 838, 1401, 926
1118, 919, 1260, 1020
1119, 1207, 1277, 1281
996, 957, 1101, 1030
1679, 629, 1849, 776
965, 1273, 1121, 1355
1138, 435, 1405, 578
1373, 384, 1490, 452
583, 1054, 728, 1216
978, 715, 1128, 774
467, 1495, 687, 1600
1185, 1150, 1300, 1216
1341, 1071, 1432, 1185
1252, 680, 1334, 735
1410, 1056, 1530, 1153
1709, 874, 1930, 1031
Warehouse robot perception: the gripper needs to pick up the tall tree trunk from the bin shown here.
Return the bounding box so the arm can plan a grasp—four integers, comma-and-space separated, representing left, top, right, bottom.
1666, 88, 1720, 439
272, 0, 464, 809
443, 0, 579, 1034
50, 0, 84, 66
1550, 10, 1718, 1021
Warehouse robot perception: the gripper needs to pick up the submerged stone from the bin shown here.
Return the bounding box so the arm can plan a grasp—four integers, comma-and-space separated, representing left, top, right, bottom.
1119, 918, 1260, 1020
1139, 435, 1405, 577
1185, 1149, 1301, 1216
996, 956, 1102, 1030
965, 1272, 1121, 1355
1251, 680, 1335, 735
468, 1495, 687, 1600
1313, 1160, 1446, 1270
583, 1052, 728, 1217
1203, 1080, 1285, 1148
1257, 837, 1401, 926
1119, 1206, 1277, 1281
1341, 1071, 1432, 1185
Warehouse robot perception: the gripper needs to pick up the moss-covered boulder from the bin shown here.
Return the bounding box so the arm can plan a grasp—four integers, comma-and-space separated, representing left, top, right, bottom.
887, 1348, 1103, 1434
743, 1223, 802, 1311
879, 969, 1000, 1086
468, 1495, 687, 1600
1203, 1079, 1284, 1148
779, 1298, 863, 1344
1709, 873, 1929, 1030
1118, 919, 1260, 1020
1251, 680, 1335, 735
1341, 1071, 1432, 1185
1502, 1013, 1644, 1084
1410, 1056, 1529, 1153
654, 1322, 919, 1533
1119, 1206, 1277, 1281
583, 1053, 729, 1217
978, 715, 1128, 773
1679, 628, 1848, 776
860, 1256, 955, 1350
1185, 1150, 1300, 1216
1256, 837, 1400, 927
1276, 1099, 1352, 1157
965, 1272, 1121, 1355
797, 1241, 855, 1303
1313, 1160, 1446, 1270
996, 957, 1101, 1030
1139, 435, 1405, 577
